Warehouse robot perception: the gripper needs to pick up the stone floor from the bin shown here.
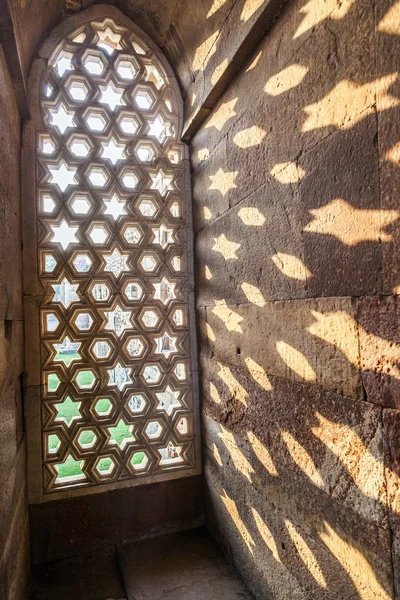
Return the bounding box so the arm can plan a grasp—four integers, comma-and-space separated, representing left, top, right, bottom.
30, 528, 255, 600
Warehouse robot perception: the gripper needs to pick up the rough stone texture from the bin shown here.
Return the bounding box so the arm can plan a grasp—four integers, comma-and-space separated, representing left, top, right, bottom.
118, 528, 254, 600
191, 0, 400, 597
0, 40, 29, 600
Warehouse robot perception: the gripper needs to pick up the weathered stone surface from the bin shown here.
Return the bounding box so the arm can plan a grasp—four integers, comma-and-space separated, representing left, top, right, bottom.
358, 296, 400, 409
118, 528, 254, 600
203, 297, 361, 398
204, 434, 394, 600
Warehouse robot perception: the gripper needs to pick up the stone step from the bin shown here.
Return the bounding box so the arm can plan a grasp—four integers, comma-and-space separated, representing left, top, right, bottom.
117, 528, 254, 600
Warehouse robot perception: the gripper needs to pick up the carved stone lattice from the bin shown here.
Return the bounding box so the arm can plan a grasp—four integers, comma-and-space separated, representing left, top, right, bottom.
36, 18, 196, 492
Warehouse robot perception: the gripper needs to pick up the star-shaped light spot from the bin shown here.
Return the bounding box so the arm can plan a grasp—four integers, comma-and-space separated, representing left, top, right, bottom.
101, 138, 126, 165
212, 234, 240, 260
152, 224, 175, 249
103, 194, 127, 220
50, 219, 79, 250
153, 277, 176, 305
103, 248, 129, 278
49, 104, 76, 134
107, 362, 132, 390
155, 332, 177, 358
49, 162, 77, 192
209, 168, 237, 197
97, 26, 122, 54
303, 199, 400, 246
52, 277, 79, 308
104, 304, 132, 337
205, 98, 238, 131
107, 419, 135, 449
156, 386, 181, 416
150, 169, 173, 196
99, 82, 125, 111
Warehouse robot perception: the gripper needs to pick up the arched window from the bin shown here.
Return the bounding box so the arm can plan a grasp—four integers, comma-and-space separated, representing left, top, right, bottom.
23, 11, 199, 499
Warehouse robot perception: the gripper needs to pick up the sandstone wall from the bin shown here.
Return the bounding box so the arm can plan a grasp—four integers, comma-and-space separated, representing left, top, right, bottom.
0, 45, 29, 600
191, 0, 400, 598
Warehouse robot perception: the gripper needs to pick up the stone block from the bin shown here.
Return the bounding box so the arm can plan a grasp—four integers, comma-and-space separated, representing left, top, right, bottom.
203, 297, 361, 398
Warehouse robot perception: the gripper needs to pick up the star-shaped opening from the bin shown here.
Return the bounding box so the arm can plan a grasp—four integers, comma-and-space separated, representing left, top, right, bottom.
103, 194, 127, 220
152, 224, 175, 249
96, 26, 122, 55
153, 277, 176, 305
148, 115, 173, 144
107, 419, 135, 450
154, 332, 177, 358
49, 104, 76, 134
51, 277, 79, 308
50, 219, 79, 250
54, 396, 82, 426
55, 454, 85, 483
53, 335, 81, 366
49, 162, 77, 192
156, 386, 182, 416
101, 138, 126, 165
107, 362, 132, 390
104, 304, 132, 337
150, 169, 174, 196
103, 248, 129, 278
99, 81, 125, 111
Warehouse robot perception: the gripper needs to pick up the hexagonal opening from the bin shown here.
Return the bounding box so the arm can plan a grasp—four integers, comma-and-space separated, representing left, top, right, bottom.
84, 109, 109, 132
68, 135, 93, 158
145, 420, 163, 440
139, 253, 158, 273
66, 78, 90, 102
120, 170, 139, 190
88, 224, 110, 245
45, 313, 60, 333
124, 281, 143, 302
140, 309, 160, 329
130, 451, 149, 471
125, 337, 144, 358
82, 50, 107, 76
92, 340, 112, 360
69, 193, 92, 215
46, 372, 61, 393
74, 312, 93, 331
134, 88, 155, 111
117, 111, 141, 136
95, 456, 116, 476
137, 197, 158, 218
47, 433, 61, 455
78, 429, 97, 449
87, 166, 109, 188
91, 282, 111, 302
115, 55, 139, 81
122, 224, 142, 245
72, 253, 93, 273
127, 393, 147, 415
75, 369, 96, 390
142, 364, 162, 384
94, 397, 113, 417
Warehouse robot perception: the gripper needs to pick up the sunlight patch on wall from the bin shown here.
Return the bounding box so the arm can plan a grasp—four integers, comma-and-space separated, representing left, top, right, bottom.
212, 442, 223, 466
271, 253, 312, 281
319, 522, 392, 600
377, 1, 400, 35
306, 310, 359, 367
311, 412, 386, 505
285, 520, 327, 587
270, 161, 305, 183
192, 30, 220, 71
247, 430, 277, 475
265, 65, 309, 96
246, 51, 262, 72
218, 425, 254, 482
217, 361, 248, 406
303, 199, 400, 246
238, 206, 266, 226
386, 141, 400, 165
281, 431, 324, 489
207, 0, 230, 18
212, 234, 241, 259
241, 0, 265, 22
210, 381, 222, 404
302, 75, 399, 131
252, 508, 281, 561
211, 300, 243, 332
233, 125, 266, 148
206, 322, 216, 341
205, 98, 238, 131
220, 489, 255, 553
211, 58, 229, 85
241, 282, 266, 304
205, 265, 213, 280
276, 341, 317, 382
203, 206, 213, 220
209, 167, 237, 196
293, 0, 356, 40
197, 148, 210, 162
244, 357, 273, 391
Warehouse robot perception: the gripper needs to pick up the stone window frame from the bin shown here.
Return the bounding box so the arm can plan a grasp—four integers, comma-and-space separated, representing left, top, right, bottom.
22, 5, 201, 504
